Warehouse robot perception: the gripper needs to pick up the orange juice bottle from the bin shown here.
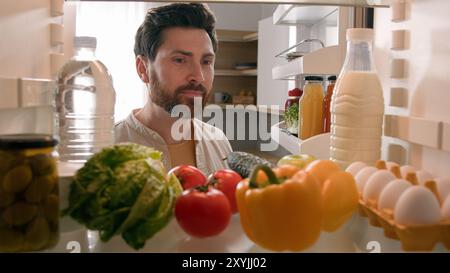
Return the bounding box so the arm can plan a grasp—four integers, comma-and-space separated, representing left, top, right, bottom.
298, 76, 324, 140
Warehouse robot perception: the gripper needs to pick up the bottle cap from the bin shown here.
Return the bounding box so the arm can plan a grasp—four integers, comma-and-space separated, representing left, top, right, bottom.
0, 134, 58, 150
305, 76, 323, 81
288, 88, 302, 96
74, 36, 97, 49
328, 75, 337, 81
346, 28, 374, 41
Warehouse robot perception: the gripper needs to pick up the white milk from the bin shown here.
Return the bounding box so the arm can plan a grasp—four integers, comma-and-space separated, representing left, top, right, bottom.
330, 71, 384, 169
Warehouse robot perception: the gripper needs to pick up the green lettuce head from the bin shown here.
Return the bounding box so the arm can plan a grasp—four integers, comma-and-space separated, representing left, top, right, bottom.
62, 143, 182, 250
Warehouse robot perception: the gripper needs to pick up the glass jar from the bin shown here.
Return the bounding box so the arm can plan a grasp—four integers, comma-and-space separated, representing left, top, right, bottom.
299, 76, 324, 140
0, 134, 59, 252
284, 88, 302, 134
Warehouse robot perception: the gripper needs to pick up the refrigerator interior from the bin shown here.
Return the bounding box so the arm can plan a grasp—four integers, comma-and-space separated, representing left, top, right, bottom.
0, 0, 449, 254
1, 0, 449, 182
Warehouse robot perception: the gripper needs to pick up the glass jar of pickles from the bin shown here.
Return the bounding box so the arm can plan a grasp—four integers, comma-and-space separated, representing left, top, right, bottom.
284, 88, 303, 134
0, 134, 59, 252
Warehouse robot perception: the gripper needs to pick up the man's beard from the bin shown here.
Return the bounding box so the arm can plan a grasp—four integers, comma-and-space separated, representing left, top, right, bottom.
149, 71, 211, 115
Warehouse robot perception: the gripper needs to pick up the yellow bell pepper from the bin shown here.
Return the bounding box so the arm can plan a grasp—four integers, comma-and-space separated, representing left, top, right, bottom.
236, 165, 323, 252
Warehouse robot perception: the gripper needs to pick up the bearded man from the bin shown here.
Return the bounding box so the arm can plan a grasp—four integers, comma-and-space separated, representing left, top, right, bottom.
114, 3, 232, 174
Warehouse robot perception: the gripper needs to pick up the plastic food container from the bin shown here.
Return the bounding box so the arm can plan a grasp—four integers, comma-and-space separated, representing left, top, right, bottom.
0, 134, 59, 252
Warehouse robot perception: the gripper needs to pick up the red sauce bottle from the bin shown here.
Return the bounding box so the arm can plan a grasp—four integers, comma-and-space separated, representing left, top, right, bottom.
323, 75, 336, 133
285, 88, 302, 110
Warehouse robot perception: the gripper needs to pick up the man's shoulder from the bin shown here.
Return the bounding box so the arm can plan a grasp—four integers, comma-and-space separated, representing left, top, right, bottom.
114, 118, 127, 129
114, 116, 133, 134
113, 113, 144, 143
114, 118, 131, 143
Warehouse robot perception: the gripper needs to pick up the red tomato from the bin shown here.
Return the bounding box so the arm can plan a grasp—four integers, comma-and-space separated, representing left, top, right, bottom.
174, 187, 231, 238
168, 165, 207, 190
208, 170, 243, 214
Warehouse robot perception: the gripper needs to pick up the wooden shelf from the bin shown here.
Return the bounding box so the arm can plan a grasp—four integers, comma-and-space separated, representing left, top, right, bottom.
214, 29, 258, 104
205, 104, 283, 116
206, 103, 256, 108
215, 69, 257, 77
216, 30, 258, 42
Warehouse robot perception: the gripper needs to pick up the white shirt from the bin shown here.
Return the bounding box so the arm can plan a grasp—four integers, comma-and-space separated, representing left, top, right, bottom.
114, 109, 233, 175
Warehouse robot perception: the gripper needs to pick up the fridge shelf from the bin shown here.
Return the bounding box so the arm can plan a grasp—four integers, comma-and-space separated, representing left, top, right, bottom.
272, 45, 342, 80
271, 121, 330, 159
273, 4, 338, 25
384, 114, 450, 153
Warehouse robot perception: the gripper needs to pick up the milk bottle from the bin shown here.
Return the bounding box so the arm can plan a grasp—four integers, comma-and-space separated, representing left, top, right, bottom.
330, 28, 384, 169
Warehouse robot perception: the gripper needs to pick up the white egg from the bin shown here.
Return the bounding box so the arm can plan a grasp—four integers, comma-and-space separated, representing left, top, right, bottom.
435, 177, 450, 204
378, 179, 412, 211
355, 166, 377, 194
400, 165, 416, 179
363, 170, 397, 202
346, 161, 367, 176
416, 169, 434, 185
394, 186, 441, 226
386, 161, 400, 170
442, 195, 450, 221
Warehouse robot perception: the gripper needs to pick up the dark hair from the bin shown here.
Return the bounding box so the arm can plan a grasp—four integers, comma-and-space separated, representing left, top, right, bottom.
134, 3, 218, 61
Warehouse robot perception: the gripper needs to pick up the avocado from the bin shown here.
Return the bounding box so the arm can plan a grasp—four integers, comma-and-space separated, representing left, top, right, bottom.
226, 151, 275, 178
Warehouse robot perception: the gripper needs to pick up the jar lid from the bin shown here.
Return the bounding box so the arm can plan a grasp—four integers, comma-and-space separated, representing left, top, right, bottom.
0, 134, 58, 150
328, 75, 337, 81
305, 76, 323, 81
288, 88, 302, 96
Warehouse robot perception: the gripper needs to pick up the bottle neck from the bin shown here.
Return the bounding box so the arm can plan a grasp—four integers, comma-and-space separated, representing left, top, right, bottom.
341, 40, 376, 72
75, 47, 96, 60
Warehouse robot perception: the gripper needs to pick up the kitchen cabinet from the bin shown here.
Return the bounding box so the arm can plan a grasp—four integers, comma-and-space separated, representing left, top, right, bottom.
211, 29, 258, 105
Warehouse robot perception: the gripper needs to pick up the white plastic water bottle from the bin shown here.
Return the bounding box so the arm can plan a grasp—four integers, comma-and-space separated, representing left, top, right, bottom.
55, 36, 116, 163
330, 29, 384, 169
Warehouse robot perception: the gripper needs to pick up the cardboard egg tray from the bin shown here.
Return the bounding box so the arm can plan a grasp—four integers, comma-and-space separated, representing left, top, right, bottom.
354, 160, 450, 251
358, 199, 450, 251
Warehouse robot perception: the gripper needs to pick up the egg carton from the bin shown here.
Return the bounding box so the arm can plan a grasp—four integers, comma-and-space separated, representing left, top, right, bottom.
356, 160, 450, 251
358, 198, 450, 251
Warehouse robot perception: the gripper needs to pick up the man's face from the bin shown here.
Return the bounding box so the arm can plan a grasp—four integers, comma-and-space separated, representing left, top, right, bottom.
147, 27, 215, 114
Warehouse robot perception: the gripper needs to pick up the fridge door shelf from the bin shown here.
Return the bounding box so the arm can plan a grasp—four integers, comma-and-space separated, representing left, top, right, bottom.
271, 121, 330, 159
272, 45, 342, 80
